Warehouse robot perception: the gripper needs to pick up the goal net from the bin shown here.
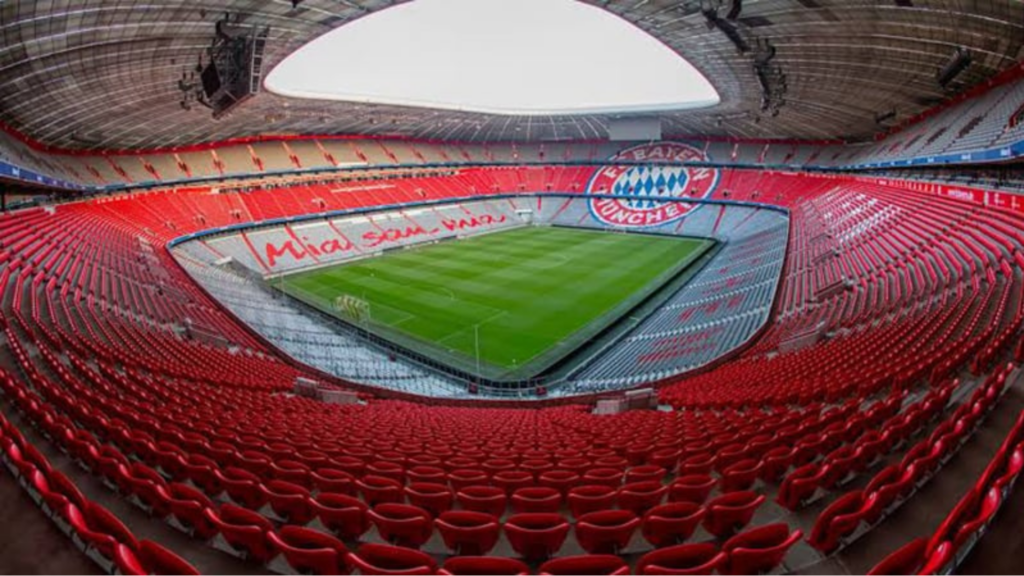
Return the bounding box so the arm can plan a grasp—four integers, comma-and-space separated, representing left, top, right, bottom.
333, 294, 371, 323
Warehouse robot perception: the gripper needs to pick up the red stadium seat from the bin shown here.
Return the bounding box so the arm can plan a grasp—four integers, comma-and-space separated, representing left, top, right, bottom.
703, 491, 766, 538
151, 442, 188, 482
439, 556, 530, 575
855, 431, 890, 469
114, 540, 200, 576
919, 542, 955, 575
511, 486, 563, 514
819, 447, 859, 489
861, 465, 903, 524
407, 464, 447, 484
357, 475, 405, 507
867, 538, 929, 575
448, 468, 489, 491
94, 446, 130, 486
679, 453, 717, 476
568, 485, 618, 518
271, 459, 312, 487
575, 510, 641, 554
637, 543, 727, 575
539, 470, 581, 496
162, 483, 218, 540
32, 469, 86, 518
216, 467, 266, 510
405, 482, 454, 517
493, 470, 536, 494
808, 490, 873, 554
715, 444, 749, 474
951, 488, 1001, 552
582, 467, 624, 488
368, 503, 434, 548
539, 554, 631, 575
625, 465, 668, 484
435, 510, 501, 555
182, 454, 222, 497
311, 468, 356, 495
66, 502, 138, 562
504, 513, 571, 561
992, 446, 1024, 493
10, 441, 52, 478
668, 474, 717, 505
721, 523, 803, 575
347, 543, 437, 575
457, 485, 508, 517
721, 459, 764, 492
118, 463, 168, 514
641, 501, 706, 548
267, 526, 348, 575
777, 463, 825, 510
333, 456, 368, 478
648, 448, 682, 472
262, 479, 315, 525
760, 447, 795, 483
202, 504, 276, 563
311, 492, 370, 540
617, 481, 669, 516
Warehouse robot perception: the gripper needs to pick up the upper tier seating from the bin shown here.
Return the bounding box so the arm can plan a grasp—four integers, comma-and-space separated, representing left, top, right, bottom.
1, 70, 1022, 198
3, 71, 1024, 195
844, 76, 1024, 166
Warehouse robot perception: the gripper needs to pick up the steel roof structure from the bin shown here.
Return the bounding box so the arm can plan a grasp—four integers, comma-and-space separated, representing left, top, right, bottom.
0, 0, 1021, 151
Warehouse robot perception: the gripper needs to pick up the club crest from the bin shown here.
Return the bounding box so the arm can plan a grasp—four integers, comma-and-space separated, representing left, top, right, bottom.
586, 142, 719, 228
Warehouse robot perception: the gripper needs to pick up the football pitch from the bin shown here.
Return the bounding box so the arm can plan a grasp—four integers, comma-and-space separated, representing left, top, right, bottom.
275, 226, 714, 380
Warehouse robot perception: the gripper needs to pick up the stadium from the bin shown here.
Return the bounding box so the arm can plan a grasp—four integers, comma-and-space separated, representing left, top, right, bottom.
0, 0, 1023, 574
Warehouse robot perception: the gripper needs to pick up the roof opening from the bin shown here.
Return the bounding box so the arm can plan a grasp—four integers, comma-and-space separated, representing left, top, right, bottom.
265, 0, 720, 115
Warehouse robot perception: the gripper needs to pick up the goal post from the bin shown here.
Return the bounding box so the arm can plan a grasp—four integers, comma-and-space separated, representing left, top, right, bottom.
333, 294, 371, 324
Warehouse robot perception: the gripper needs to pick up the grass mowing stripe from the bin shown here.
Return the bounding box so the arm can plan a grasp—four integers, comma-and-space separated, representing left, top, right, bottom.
278, 226, 712, 379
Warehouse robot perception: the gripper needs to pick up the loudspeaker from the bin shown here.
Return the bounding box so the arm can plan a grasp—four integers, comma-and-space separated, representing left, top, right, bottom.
937, 47, 972, 88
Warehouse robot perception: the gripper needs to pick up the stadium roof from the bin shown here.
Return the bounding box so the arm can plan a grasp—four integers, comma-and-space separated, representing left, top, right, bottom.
264, 0, 723, 116
0, 0, 1021, 151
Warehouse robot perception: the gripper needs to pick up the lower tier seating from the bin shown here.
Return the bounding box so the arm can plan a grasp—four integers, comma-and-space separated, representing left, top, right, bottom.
0, 167, 1022, 574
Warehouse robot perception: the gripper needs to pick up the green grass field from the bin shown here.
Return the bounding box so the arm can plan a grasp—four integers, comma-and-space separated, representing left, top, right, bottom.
276, 226, 713, 380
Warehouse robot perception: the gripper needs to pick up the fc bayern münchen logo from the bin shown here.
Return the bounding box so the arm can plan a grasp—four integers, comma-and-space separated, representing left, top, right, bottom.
586, 142, 720, 228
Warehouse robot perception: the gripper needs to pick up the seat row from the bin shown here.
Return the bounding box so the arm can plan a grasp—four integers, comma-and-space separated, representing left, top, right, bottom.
776, 383, 953, 510
869, 370, 1024, 575
809, 364, 1015, 556
2, 358, 807, 572
0, 406, 199, 575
